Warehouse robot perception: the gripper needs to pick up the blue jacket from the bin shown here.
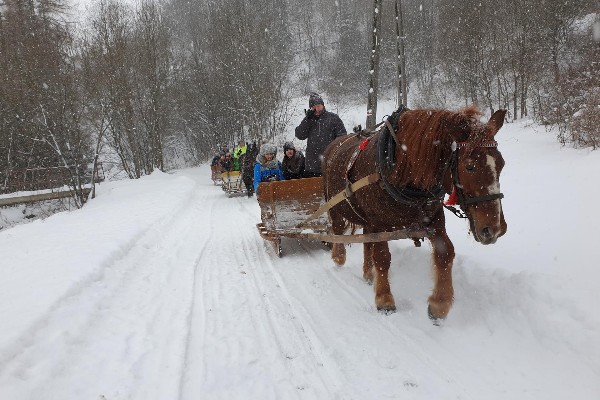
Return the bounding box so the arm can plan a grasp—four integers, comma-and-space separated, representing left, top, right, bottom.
254, 160, 285, 192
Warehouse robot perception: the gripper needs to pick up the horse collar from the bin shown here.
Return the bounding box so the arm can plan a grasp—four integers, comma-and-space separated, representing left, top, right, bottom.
376, 107, 445, 206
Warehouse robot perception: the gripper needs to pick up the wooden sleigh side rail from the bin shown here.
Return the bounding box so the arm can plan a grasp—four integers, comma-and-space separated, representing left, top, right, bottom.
294, 228, 432, 244
256, 178, 432, 255
256, 222, 431, 244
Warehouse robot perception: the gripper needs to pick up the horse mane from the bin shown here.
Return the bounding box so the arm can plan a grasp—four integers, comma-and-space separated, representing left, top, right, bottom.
392, 105, 484, 189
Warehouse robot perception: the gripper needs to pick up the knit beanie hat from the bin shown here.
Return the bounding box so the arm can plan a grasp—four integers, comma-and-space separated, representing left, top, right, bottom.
283, 141, 295, 151
259, 143, 277, 157
308, 92, 324, 108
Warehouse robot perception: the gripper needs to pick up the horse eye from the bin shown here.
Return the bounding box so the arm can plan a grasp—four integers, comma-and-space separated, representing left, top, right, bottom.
465, 164, 476, 172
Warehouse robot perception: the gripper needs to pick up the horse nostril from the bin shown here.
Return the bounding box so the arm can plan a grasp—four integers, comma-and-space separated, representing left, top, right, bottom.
481, 227, 491, 239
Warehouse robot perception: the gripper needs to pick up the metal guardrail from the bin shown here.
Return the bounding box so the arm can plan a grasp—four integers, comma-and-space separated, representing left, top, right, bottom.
0, 188, 92, 207
0, 163, 104, 195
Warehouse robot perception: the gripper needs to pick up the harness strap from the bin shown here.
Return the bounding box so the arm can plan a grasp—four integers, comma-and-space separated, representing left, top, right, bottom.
463, 193, 504, 205
384, 119, 399, 147
297, 173, 380, 228
358, 119, 387, 136
345, 138, 372, 180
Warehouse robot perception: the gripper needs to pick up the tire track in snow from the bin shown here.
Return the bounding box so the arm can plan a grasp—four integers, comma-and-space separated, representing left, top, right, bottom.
176, 198, 217, 399
178, 193, 353, 399
235, 199, 355, 387
231, 204, 370, 398
237, 220, 343, 398
177, 194, 265, 399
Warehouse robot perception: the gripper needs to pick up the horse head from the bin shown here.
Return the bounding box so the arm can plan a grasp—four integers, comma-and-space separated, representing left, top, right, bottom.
447, 108, 508, 245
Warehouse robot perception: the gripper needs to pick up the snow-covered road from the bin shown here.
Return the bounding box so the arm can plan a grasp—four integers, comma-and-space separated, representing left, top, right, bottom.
1, 119, 599, 399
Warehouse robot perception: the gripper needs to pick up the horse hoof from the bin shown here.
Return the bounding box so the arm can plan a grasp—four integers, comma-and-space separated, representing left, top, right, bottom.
332, 253, 346, 266
377, 306, 396, 315
332, 256, 345, 266
427, 305, 444, 326
363, 270, 374, 284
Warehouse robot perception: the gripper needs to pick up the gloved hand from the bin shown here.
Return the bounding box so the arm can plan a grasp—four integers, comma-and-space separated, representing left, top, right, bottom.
305, 108, 315, 120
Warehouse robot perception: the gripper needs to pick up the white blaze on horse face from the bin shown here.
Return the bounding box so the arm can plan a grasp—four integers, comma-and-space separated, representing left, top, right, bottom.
485, 154, 502, 217
485, 155, 500, 191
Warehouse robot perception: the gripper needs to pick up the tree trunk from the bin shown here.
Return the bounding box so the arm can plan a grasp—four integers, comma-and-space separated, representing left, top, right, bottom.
366, 0, 383, 129
394, 0, 407, 107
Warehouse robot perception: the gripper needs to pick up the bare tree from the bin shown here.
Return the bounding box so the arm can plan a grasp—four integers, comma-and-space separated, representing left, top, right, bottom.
0, 0, 91, 205
83, 0, 144, 178
131, 0, 171, 172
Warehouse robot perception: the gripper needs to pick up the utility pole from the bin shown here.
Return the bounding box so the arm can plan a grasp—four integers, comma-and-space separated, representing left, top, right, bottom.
366, 0, 383, 129
395, 0, 407, 106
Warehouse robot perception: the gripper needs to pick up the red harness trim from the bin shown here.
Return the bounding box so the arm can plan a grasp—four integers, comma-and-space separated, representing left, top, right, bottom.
345, 138, 372, 180
444, 186, 458, 205
359, 138, 370, 150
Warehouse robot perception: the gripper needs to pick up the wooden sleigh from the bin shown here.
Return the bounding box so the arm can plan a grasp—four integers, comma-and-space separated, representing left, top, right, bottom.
221, 170, 247, 197
256, 177, 430, 257
211, 165, 223, 185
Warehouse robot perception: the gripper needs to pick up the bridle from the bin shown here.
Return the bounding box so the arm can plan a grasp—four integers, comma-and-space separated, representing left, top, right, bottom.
444, 141, 505, 219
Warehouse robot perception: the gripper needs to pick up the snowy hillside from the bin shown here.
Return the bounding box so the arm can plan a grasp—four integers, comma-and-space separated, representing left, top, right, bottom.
0, 117, 599, 399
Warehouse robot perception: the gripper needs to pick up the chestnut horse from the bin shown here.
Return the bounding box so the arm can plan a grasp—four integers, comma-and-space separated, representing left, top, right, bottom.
322, 106, 507, 321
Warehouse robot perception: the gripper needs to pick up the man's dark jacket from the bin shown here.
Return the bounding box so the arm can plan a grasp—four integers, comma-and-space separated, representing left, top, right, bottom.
282, 150, 305, 180
295, 110, 347, 175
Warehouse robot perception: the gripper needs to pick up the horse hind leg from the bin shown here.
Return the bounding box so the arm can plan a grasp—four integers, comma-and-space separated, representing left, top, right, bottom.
372, 241, 395, 312
329, 210, 346, 266
427, 230, 455, 321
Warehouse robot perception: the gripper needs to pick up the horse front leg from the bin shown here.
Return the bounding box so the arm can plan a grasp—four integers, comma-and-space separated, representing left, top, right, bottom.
363, 242, 375, 284
372, 241, 395, 312
428, 230, 455, 321
329, 210, 346, 266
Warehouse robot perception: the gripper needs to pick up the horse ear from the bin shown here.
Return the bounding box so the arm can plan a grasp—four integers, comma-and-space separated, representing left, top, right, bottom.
488, 109, 507, 132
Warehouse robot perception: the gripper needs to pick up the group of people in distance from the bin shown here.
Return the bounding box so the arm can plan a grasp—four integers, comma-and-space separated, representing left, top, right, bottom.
211, 92, 348, 198
211, 141, 259, 197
